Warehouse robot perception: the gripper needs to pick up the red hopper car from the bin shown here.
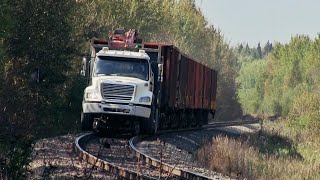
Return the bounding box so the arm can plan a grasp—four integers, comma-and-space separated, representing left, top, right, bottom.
143, 43, 217, 130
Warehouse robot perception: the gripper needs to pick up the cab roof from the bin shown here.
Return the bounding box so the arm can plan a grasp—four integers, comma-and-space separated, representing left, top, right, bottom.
96, 47, 150, 60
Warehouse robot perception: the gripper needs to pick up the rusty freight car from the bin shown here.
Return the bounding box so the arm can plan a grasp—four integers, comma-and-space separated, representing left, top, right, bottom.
143, 43, 217, 130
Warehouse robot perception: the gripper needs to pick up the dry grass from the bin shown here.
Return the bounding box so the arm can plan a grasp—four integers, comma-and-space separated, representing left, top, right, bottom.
196, 121, 320, 180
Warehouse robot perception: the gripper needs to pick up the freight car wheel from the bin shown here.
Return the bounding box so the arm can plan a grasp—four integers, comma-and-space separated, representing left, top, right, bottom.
202, 110, 209, 125
195, 110, 203, 127
80, 112, 93, 131
179, 110, 188, 129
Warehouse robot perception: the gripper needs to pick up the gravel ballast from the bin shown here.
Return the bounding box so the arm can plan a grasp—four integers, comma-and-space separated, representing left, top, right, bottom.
27, 134, 113, 179
27, 124, 259, 179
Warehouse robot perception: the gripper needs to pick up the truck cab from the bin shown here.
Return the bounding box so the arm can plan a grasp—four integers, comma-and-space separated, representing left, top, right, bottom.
81, 37, 158, 134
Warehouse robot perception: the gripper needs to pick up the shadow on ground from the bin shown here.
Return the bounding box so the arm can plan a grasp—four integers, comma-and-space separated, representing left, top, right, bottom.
242, 130, 303, 160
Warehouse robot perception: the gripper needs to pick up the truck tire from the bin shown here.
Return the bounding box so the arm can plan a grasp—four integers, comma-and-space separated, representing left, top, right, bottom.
140, 106, 157, 135
81, 112, 93, 131
131, 120, 140, 136
141, 117, 156, 135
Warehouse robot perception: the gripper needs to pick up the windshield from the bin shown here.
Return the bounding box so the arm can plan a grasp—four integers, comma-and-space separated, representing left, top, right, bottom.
95, 56, 149, 81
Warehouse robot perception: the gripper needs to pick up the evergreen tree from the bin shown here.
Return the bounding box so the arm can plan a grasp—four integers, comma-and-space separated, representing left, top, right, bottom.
238, 43, 244, 53
263, 40, 273, 56
257, 42, 262, 59
269, 42, 273, 52
245, 43, 250, 54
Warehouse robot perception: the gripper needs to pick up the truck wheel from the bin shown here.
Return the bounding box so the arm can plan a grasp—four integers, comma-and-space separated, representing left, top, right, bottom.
141, 118, 156, 135
81, 112, 93, 131
131, 120, 140, 136
141, 106, 157, 135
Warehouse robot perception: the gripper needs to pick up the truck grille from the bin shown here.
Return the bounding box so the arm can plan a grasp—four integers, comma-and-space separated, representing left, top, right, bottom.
101, 83, 134, 101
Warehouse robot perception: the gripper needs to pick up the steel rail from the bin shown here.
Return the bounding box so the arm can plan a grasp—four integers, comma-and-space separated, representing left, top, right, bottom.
75, 120, 259, 179
129, 136, 213, 180
129, 120, 259, 180
75, 133, 158, 180
204, 119, 260, 128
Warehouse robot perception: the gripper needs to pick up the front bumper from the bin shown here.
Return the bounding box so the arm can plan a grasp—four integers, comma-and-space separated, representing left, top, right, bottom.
83, 101, 151, 118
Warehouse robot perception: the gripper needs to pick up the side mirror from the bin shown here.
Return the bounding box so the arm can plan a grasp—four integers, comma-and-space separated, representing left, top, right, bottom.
80, 69, 85, 76
158, 64, 163, 73
81, 56, 89, 77
158, 64, 163, 82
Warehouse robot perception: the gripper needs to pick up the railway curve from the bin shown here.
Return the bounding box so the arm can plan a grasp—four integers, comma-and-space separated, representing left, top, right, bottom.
75, 120, 259, 179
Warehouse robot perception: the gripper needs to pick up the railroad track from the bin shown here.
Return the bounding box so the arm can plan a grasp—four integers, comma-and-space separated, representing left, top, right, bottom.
74, 120, 259, 179
75, 133, 172, 179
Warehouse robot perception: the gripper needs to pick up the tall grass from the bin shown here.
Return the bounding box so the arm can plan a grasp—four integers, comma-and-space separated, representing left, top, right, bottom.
196, 120, 320, 179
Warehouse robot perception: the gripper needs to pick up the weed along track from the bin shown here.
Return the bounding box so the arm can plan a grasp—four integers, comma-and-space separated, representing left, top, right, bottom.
75, 120, 258, 179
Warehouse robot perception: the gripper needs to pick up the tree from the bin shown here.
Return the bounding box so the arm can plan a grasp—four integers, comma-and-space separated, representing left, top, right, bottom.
257, 42, 262, 59
263, 40, 273, 56
238, 43, 244, 54
0, 0, 76, 177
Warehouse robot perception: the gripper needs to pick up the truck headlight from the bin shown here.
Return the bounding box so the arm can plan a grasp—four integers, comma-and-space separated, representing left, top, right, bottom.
86, 91, 99, 100
139, 96, 151, 102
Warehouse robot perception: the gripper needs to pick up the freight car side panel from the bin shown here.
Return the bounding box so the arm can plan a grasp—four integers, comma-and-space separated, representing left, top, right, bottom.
162, 46, 171, 107
184, 58, 190, 108
177, 55, 188, 108
202, 66, 212, 109
168, 48, 179, 108
199, 63, 205, 109
186, 59, 196, 109
210, 70, 218, 109
194, 62, 200, 108
143, 43, 217, 112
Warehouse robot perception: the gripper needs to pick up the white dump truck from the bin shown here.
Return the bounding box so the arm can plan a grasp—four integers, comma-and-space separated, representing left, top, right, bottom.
81, 29, 159, 134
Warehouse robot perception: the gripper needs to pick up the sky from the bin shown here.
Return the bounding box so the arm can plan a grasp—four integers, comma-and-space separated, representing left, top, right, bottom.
195, 0, 320, 47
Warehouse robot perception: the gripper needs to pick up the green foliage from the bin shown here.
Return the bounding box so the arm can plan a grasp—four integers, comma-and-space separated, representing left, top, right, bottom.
235, 35, 320, 179
0, 0, 80, 177
287, 91, 320, 135
0, 0, 12, 39
4, 0, 78, 134
263, 41, 273, 56
237, 60, 267, 114
234, 42, 272, 64
257, 43, 262, 59
264, 36, 316, 115
237, 35, 320, 117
